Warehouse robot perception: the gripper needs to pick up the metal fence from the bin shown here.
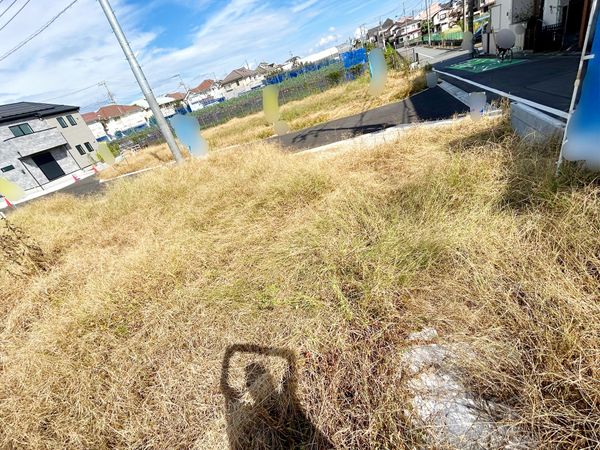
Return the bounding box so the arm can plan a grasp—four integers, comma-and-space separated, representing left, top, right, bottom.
421, 31, 464, 46
193, 62, 367, 129
111, 128, 165, 152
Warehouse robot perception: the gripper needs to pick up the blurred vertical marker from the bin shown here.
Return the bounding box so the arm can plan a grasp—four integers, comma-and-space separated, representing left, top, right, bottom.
368, 48, 387, 97
169, 114, 209, 157
263, 85, 290, 135
0, 178, 25, 202
96, 142, 116, 165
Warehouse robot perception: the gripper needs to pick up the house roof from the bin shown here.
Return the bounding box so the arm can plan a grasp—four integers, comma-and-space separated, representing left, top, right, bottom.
380, 18, 395, 31
221, 68, 256, 85
96, 104, 142, 121
82, 111, 100, 123
0, 101, 78, 125
367, 26, 380, 38
416, 2, 442, 20
166, 92, 185, 101
189, 79, 215, 94
402, 19, 421, 27
131, 96, 178, 109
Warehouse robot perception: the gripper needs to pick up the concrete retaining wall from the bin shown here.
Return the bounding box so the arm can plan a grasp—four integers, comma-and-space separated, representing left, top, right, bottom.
511, 102, 565, 143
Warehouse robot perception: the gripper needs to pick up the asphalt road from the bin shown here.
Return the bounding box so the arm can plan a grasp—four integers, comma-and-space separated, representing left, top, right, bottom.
434, 53, 579, 113
271, 86, 469, 151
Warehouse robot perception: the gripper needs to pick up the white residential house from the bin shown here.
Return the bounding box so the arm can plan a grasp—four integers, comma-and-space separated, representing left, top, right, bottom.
482, 0, 534, 52
81, 113, 108, 142
131, 95, 180, 120
432, 2, 455, 32
185, 79, 225, 112
220, 68, 265, 99
83, 104, 148, 141
401, 20, 422, 43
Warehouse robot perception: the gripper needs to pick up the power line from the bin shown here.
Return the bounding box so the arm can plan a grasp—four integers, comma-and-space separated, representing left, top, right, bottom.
0, 0, 32, 33
0, 0, 80, 63
0, 0, 17, 20
42, 83, 100, 102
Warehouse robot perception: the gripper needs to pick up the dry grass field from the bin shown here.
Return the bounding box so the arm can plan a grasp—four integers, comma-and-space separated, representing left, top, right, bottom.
1, 115, 598, 448
100, 69, 426, 181
202, 69, 426, 149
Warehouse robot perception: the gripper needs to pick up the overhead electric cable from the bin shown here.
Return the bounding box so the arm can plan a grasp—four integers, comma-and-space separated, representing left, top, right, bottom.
0, 0, 18, 20
0, 0, 32, 32
0, 0, 79, 62
42, 82, 100, 102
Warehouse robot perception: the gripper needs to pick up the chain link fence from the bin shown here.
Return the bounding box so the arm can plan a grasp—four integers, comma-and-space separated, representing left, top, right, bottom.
193, 61, 367, 129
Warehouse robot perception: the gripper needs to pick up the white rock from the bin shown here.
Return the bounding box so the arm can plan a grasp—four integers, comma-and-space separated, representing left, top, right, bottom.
401, 330, 533, 449
408, 327, 438, 341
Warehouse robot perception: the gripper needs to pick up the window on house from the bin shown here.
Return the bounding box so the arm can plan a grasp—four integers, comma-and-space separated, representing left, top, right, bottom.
57, 117, 68, 128
67, 114, 77, 126
8, 123, 34, 137
1, 165, 15, 173
84, 142, 94, 152
75, 144, 85, 155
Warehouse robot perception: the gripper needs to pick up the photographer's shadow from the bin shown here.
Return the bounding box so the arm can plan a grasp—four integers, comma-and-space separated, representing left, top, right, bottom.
220, 344, 333, 449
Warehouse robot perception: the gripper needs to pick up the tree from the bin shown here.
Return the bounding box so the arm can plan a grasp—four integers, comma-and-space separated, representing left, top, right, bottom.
420, 19, 434, 36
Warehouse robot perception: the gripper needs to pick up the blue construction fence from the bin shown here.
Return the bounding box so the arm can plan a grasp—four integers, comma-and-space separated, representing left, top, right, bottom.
264, 48, 368, 85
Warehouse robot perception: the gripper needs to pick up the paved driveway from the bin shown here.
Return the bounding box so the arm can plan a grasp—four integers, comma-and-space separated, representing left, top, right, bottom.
271, 86, 469, 151
434, 53, 579, 113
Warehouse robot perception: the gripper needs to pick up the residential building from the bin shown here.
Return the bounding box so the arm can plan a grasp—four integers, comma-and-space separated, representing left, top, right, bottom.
131, 95, 181, 120
83, 104, 147, 140
401, 19, 423, 43
255, 62, 281, 76
432, 1, 455, 32
483, 0, 589, 52
0, 102, 97, 190
220, 68, 265, 99
185, 79, 226, 111
418, 2, 443, 20
165, 92, 186, 102
81, 111, 108, 142
281, 56, 301, 71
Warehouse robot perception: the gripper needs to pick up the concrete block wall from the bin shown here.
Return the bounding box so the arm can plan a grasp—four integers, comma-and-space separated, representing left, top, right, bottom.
511, 102, 565, 143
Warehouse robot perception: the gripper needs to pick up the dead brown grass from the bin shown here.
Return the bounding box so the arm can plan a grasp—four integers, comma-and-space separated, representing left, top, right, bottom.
98, 143, 188, 181
0, 115, 598, 449
203, 69, 426, 149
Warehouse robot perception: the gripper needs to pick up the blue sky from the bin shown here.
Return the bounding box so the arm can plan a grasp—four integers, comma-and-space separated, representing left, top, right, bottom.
0, 0, 425, 110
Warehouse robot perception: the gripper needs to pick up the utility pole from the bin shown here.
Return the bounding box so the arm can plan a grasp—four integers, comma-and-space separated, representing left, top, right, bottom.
99, 80, 124, 116
463, 0, 467, 30
98, 0, 183, 163
468, 0, 474, 33
425, 0, 432, 45
99, 81, 116, 104
174, 74, 189, 96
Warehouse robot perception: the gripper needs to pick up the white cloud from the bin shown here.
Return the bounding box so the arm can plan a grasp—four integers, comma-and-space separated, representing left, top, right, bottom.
317, 34, 340, 47
328, 26, 336, 32
291, 0, 319, 13
0, 0, 298, 109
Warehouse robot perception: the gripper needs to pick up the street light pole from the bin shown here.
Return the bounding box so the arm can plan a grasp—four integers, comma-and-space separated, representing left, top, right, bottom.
425, 0, 432, 46
97, 0, 184, 163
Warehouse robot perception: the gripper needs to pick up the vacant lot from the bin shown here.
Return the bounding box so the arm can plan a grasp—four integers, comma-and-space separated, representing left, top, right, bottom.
203, 69, 425, 149
1, 115, 598, 448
